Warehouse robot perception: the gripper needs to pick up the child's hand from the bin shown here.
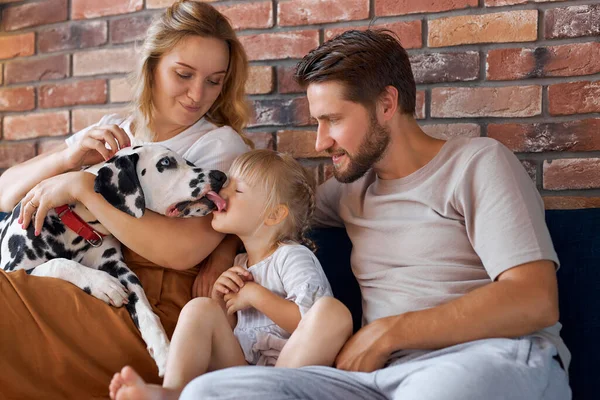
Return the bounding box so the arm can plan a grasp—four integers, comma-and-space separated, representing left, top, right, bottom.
224, 281, 262, 315
211, 266, 253, 300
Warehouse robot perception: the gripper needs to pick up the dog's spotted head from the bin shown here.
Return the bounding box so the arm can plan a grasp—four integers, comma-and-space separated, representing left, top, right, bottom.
94, 145, 227, 218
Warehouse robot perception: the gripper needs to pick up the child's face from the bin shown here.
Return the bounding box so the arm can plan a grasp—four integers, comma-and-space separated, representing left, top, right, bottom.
210, 175, 268, 237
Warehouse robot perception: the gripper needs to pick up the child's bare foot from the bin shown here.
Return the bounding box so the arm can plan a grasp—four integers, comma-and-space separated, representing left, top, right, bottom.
108, 366, 181, 400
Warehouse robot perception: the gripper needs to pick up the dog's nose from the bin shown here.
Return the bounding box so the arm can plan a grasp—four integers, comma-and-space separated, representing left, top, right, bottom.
209, 170, 227, 188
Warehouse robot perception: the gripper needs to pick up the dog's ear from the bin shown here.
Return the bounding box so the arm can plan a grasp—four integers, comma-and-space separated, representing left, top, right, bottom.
94, 153, 145, 218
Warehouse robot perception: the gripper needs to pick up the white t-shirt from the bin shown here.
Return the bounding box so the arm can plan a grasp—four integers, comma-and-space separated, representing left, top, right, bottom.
315, 136, 570, 370
65, 114, 250, 172
233, 244, 333, 365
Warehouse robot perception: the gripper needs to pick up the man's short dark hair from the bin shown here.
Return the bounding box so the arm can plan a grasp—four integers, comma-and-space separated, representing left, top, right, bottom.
295, 29, 416, 115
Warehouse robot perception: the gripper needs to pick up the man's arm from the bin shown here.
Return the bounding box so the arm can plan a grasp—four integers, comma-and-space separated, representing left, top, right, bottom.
336, 259, 558, 371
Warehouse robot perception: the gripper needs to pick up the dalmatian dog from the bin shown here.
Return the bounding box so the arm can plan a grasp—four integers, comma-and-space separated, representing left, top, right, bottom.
0, 144, 228, 376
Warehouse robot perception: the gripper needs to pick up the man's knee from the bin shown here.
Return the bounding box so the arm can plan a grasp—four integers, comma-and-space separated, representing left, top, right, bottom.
179, 366, 276, 400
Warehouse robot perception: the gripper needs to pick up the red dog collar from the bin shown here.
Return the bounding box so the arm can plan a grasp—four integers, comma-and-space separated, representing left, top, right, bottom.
54, 204, 105, 247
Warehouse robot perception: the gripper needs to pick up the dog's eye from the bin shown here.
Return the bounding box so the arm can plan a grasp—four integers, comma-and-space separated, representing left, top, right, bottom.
160, 158, 170, 166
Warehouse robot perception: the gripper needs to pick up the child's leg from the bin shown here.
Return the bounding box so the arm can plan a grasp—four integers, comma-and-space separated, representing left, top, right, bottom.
276, 297, 353, 368
164, 297, 247, 387
109, 297, 246, 400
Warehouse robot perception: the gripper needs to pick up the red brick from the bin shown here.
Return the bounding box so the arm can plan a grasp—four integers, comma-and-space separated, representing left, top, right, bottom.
279, 0, 368, 26
0, 87, 35, 112
487, 42, 600, 80
110, 14, 154, 44
0, 142, 36, 169
4, 54, 69, 85
277, 130, 327, 158
72, 107, 127, 132
429, 11, 537, 48
73, 47, 137, 76
325, 20, 422, 50
145, 0, 217, 7
2, 0, 67, 31
376, 0, 477, 16
543, 158, 600, 190
545, 4, 600, 39
3, 111, 69, 140
39, 21, 107, 53
40, 80, 107, 109
216, 1, 273, 30
38, 139, 66, 155
421, 123, 481, 140
543, 196, 600, 210
431, 86, 541, 118
549, 81, 600, 116
246, 131, 275, 150
109, 77, 132, 103
71, 0, 143, 20
485, 0, 526, 6
278, 66, 303, 94
239, 31, 319, 61
411, 52, 479, 84
0, 33, 35, 60
415, 90, 425, 120
249, 97, 311, 127
246, 66, 274, 95
488, 119, 600, 152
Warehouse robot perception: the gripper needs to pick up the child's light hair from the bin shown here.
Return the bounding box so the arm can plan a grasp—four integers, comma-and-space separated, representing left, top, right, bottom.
229, 150, 317, 252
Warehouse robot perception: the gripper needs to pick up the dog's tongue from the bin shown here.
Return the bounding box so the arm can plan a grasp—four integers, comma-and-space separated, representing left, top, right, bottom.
206, 191, 226, 211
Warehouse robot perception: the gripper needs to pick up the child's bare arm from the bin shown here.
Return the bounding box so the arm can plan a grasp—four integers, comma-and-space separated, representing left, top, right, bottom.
225, 282, 302, 334
211, 266, 253, 329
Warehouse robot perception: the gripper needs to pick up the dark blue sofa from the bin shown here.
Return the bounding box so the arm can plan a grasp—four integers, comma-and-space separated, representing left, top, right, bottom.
311, 208, 600, 400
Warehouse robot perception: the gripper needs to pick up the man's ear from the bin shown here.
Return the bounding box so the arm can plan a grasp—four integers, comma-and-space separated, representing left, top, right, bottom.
378, 85, 399, 122
265, 204, 289, 227
94, 153, 145, 218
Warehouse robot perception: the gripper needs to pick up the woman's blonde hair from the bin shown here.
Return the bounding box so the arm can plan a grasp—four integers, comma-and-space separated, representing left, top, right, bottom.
129, 0, 252, 146
229, 150, 317, 252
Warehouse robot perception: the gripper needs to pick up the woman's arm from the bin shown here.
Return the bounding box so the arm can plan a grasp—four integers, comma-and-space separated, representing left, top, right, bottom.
1, 123, 129, 213
0, 145, 70, 212
76, 172, 224, 270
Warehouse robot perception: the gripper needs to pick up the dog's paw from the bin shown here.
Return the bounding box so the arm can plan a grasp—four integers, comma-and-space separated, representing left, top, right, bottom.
85, 269, 129, 307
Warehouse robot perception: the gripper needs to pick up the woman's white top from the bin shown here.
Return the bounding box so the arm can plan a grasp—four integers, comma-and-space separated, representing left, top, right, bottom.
65, 114, 249, 172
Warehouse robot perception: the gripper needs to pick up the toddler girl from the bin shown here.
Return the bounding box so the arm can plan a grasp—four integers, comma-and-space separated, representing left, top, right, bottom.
109, 150, 353, 400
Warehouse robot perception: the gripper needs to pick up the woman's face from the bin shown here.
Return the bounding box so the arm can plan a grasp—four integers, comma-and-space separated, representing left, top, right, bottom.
152, 35, 230, 137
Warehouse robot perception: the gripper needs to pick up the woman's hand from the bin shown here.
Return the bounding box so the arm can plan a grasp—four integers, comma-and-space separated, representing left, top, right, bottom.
19, 171, 94, 235
210, 266, 254, 300
62, 125, 130, 170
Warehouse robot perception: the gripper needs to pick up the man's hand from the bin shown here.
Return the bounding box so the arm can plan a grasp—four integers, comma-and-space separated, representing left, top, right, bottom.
224, 281, 262, 315
335, 317, 393, 372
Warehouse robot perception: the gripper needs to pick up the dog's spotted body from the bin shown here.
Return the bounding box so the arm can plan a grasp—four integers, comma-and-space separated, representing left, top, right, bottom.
0, 144, 227, 376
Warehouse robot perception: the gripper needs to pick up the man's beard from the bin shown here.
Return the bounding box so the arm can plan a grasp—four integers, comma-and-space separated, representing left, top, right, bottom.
329, 114, 391, 184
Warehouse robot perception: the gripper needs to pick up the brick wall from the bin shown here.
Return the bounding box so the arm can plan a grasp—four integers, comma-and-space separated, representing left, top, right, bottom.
0, 0, 599, 208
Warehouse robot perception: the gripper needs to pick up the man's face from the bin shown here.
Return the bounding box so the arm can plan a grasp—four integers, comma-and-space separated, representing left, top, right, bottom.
307, 81, 391, 183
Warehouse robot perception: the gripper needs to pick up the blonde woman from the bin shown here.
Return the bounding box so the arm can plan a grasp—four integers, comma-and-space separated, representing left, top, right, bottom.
0, 1, 252, 398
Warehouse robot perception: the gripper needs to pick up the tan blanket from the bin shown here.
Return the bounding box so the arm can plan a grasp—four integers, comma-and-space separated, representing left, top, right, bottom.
0, 247, 199, 399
